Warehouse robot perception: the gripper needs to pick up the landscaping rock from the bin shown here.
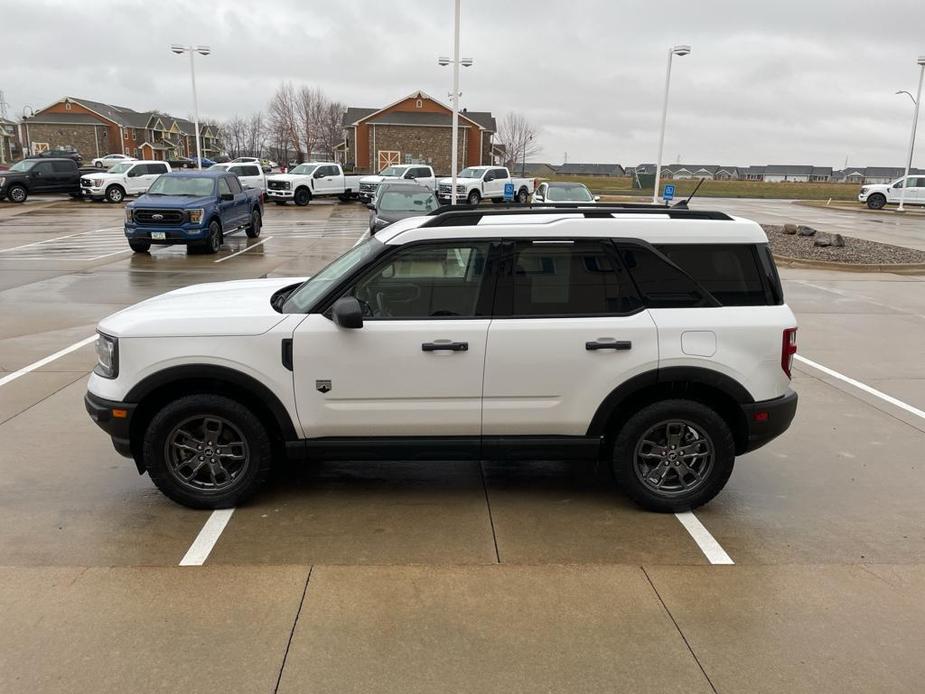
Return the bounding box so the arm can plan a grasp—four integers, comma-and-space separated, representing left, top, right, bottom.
832, 233, 846, 248
797, 225, 817, 237
761, 224, 925, 265
783, 224, 798, 235
813, 235, 832, 247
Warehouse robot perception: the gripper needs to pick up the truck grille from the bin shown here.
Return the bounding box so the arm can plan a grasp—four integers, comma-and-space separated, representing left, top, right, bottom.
438, 183, 452, 194
360, 182, 378, 194
80, 177, 93, 187
133, 209, 184, 225
268, 180, 290, 190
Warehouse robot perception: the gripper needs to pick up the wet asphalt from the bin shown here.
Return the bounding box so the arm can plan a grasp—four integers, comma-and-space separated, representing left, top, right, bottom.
1, 196, 924, 693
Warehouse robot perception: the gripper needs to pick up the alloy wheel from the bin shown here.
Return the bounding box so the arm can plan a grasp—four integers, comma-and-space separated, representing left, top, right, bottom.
164, 415, 250, 493
633, 419, 715, 497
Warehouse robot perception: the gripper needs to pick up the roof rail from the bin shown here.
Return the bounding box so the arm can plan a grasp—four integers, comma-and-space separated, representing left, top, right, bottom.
421, 202, 733, 227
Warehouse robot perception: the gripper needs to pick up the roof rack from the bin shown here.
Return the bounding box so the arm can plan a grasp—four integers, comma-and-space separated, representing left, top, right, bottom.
421, 203, 733, 227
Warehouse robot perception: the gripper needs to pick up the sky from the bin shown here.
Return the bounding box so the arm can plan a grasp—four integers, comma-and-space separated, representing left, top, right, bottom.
2, 0, 925, 168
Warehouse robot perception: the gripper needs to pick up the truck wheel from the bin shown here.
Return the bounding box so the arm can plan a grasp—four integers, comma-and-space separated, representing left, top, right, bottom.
105, 185, 125, 203
7, 185, 27, 203
203, 221, 222, 253
516, 188, 529, 203
129, 240, 151, 253
294, 188, 311, 206
245, 210, 262, 238
142, 394, 273, 509
866, 193, 886, 210
467, 190, 481, 206
611, 399, 735, 513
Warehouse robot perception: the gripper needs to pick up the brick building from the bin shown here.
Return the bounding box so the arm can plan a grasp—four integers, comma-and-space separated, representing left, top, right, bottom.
0, 116, 21, 163
20, 97, 220, 161
337, 90, 496, 174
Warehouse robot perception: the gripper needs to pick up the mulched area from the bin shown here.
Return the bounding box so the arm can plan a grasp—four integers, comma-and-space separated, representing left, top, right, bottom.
762, 224, 925, 265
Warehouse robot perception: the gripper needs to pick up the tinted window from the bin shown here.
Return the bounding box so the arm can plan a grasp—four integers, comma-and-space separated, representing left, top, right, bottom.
226, 176, 243, 194
52, 160, 75, 173
33, 161, 54, 174
617, 244, 706, 308
492, 168, 508, 179
242, 166, 260, 176
656, 244, 769, 306
217, 177, 232, 196
506, 241, 641, 316
150, 163, 169, 175
414, 167, 431, 178
345, 242, 490, 319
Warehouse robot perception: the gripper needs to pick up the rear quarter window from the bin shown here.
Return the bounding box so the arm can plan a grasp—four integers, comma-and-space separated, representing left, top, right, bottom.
655, 244, 777, 306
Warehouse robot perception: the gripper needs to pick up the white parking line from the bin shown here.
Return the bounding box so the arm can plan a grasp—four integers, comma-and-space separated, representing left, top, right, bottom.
0, 335, 96, 388
675, 511, 734, 565
179, 509, 234, 565
795, 354, 925, 420
213, 236, 273, 263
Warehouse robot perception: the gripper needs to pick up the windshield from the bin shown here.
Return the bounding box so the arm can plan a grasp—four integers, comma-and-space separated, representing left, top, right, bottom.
458, 167, 489, 179
546, 183, 594, 202
379, 166, 409, 177
9, 160, 37, 172
282, 238, 384, 313
290, 164, 318, 175
109, 162, 133, 174
146, 176, 214, 197
379, 189, 438, 213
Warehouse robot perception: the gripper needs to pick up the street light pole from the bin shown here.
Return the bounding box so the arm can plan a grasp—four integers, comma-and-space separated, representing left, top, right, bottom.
652, 44, 690, 205
439, 1, 472, 206
897, 58, 925, 212
171, 44, 211, 170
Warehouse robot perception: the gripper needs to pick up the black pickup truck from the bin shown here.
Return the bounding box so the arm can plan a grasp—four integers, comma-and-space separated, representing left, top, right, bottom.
0, 158, 82, 203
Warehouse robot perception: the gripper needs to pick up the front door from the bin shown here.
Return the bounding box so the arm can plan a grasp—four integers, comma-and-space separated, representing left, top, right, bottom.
292, 240, 496, 438
482, 240, 659, 436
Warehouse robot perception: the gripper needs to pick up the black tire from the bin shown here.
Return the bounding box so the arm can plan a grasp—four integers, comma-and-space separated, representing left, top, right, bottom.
294, 187, 311, 206
867, 193, 886, 210
612, 399, 735, 513
142, 394, 273, 509
467, 190, 481, 206
105, 185, 125, 203
516, 188, 529, 204
245, 209, 261, 238
7, 184, 27, 203
128, 239, 151, 253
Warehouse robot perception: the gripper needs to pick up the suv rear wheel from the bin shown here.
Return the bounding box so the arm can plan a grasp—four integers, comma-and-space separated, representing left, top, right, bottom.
142, 394, 273, 509
612, 399, 735, 512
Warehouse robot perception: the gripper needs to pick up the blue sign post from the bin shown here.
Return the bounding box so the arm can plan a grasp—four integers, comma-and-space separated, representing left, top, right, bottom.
503, 182, 515, 202
662, 183, 675, 202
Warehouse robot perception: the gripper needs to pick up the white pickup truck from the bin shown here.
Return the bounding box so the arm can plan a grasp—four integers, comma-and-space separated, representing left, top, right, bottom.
437, 166, 536, 205
358, 164, 436, 203
265, 163, 361, 206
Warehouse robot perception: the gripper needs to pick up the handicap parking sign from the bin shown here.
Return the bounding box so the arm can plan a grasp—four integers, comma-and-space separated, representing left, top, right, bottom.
662, 183, 675, 201
503, 182, 515, 201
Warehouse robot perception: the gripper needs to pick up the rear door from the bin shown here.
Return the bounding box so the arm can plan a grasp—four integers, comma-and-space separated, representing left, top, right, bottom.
30, 161, 56, 192
51, 160, 76, 191
141, 163, 169, 193
482, 239, 658, 436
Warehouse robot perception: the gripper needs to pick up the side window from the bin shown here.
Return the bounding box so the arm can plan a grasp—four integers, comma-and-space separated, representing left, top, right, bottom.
493, 168, 508, 180
344, 242, 491, 319
226, 176, 243, 194
616, 244, 706, 309
502, 241, 641, 317
656, 244, 772, 306
414, 167, 430, 178
218, 177, 232, 196
151, 164, 168, 175
127, 165, 144, 177
52, 160, 74, 173
244, 166, 260, 176
33, 161, 54, 175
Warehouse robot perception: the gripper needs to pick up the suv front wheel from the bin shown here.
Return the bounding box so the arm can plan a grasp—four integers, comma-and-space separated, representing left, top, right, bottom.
142, 394, 273, 509
612, 399, 735, 513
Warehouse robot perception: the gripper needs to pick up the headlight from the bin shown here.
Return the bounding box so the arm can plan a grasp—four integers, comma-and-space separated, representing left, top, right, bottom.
94, 332, 119, 379
125, 208, 133, 223
456, 185, 466, 193
859, 187, 868, 194
186, 208, 205, 223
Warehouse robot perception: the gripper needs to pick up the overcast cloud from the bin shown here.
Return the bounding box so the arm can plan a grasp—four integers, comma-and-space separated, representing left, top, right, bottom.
2, 0, 925, 167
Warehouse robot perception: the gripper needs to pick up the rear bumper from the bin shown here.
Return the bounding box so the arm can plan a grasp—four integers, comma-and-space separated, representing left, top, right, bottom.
740, 389, 798, 453
84, 391, 137, 461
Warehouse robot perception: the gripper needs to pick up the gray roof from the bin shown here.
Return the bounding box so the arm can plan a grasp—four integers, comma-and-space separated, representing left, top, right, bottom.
521, 163, 559, 175
343, 107, 377, 126
556, 163, 624, 176
344, 105, 495, 131
764, 165, 815, 175
366, 112, 472, 127
24, 112, 104, 126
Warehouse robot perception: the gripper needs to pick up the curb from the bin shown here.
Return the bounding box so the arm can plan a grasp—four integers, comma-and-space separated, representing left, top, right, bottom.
772, 253, 925, 275
793, 199, 925, 217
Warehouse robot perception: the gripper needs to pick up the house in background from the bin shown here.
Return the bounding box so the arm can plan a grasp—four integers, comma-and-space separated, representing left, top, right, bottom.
520, 162, 559, 177
555, 163, 625, 177
0, 116, 21, 163
338, 90, 496, 174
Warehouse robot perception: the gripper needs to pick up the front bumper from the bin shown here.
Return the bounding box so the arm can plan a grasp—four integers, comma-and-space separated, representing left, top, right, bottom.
124, 222, 209, 244
80, 185, 105, 199
857, 192, 869, 202
266, 189, 294, 200
84, 391, 138, 463
740, 389, 798, 453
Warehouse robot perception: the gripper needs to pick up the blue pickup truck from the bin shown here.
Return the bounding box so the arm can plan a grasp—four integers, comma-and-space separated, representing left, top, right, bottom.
124, 170, 263, 254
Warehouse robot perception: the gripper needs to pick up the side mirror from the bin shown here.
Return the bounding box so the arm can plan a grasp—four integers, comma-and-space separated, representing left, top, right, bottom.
484, 175, 494, 182
220, 193, 234, 201
332, 296, 364, 329
314, 170, 325, 178
406, 174, 415, 180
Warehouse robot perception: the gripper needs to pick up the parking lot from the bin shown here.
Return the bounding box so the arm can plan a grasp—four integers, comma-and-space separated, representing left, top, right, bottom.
2, 197, 925, 692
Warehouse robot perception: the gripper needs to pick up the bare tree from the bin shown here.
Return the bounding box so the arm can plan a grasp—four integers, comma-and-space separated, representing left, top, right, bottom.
316, 99, 346, 160
244, 113, 266, 158
268, 82, 302, 160
495, 112, 540, 173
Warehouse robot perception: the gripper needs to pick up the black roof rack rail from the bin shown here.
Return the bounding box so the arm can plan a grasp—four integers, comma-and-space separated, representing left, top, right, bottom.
421, 203, 733, 227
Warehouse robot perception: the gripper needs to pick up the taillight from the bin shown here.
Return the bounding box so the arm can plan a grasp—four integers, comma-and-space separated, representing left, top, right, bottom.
781, 327, 797, 378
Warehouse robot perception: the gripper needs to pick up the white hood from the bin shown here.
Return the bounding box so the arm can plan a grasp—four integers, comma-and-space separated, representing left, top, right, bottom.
98, 277, 307, 338
359, 174, 386, 185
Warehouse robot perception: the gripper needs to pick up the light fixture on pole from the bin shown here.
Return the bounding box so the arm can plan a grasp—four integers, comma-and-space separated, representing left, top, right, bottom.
170, 44, 211, 170
897, 59, 925, 213
652, 44, 691, 205
438, 0, 473, 205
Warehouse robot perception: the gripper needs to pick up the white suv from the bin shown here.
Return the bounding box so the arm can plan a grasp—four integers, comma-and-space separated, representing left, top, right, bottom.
80, 160, 171, 203
85, 205, 798, 511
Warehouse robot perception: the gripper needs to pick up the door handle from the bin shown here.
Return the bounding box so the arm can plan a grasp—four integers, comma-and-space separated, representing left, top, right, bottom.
586, 340, 632, 351
422, 341, 468, 352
